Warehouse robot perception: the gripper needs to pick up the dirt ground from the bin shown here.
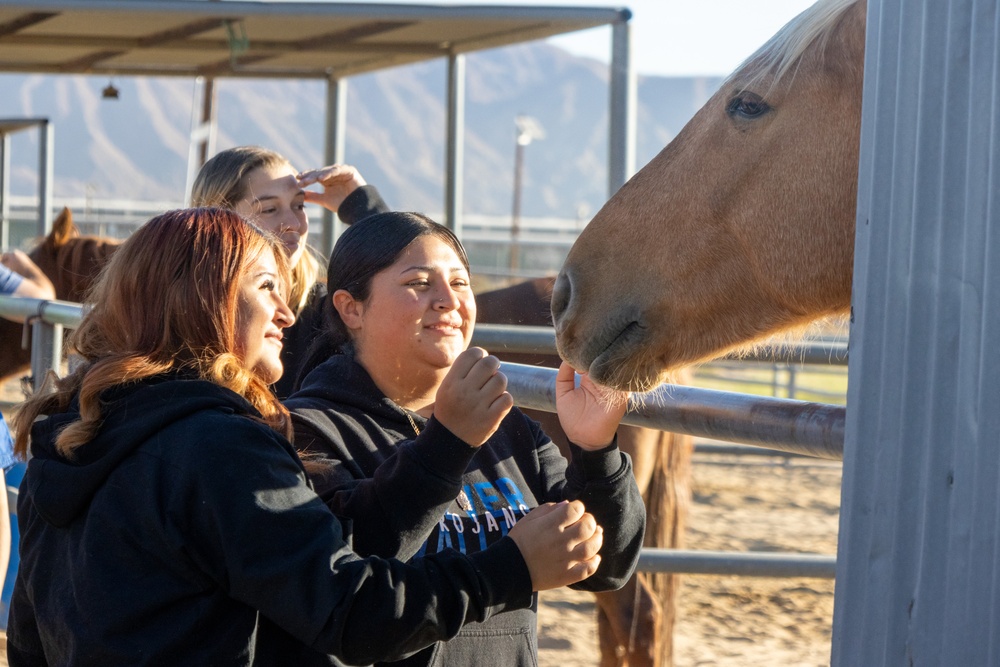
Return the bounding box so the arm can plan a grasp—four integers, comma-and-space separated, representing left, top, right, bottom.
537, 451, 842, 667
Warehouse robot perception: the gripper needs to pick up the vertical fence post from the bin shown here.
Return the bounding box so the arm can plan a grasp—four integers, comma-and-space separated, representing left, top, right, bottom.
0, 133, 9, 250
29, 319, 61, 392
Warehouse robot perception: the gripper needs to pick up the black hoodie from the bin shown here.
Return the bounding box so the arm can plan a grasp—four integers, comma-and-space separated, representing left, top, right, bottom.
286, 354, 646, 667
8, 376, 533, 667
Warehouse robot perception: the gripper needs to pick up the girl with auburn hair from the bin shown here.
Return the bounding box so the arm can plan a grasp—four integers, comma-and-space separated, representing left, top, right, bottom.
12, 207, 292, 457
286, 211, 646, 667
7, 207, 605, 667
191, 145, 389, 397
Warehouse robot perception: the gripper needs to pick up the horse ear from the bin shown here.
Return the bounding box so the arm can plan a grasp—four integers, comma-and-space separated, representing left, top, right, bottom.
48, 207, 77, 247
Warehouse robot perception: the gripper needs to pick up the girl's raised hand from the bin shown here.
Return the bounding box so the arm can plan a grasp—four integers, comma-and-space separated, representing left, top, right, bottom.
434, 347, 513, 447
555, 361, 629, 450
297, 164, 367, 212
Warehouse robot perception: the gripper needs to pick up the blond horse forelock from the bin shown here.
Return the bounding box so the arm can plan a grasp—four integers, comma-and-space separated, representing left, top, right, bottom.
729, 0, 863, 91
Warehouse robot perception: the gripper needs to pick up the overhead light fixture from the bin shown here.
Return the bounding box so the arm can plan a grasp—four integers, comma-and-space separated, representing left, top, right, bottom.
102, 81, 119, 100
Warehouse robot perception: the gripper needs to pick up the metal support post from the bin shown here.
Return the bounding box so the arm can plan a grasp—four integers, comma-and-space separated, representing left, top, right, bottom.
608, 16, 636, 196
38, 120, 53, 235
322, 74, 347, 258
445, 53, 465, 237
0, 133, 9, 249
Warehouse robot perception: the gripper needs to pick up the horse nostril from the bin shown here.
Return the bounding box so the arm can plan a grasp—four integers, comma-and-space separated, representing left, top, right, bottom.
550, 271, 572, 325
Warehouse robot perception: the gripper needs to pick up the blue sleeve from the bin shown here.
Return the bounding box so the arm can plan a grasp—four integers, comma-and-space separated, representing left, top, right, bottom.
0, 265, 24, 295
0, 415, 16, 471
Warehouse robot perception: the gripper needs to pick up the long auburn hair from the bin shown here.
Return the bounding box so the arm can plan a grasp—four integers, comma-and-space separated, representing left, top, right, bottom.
190, 145, 321, 314
12, 207, 293, 458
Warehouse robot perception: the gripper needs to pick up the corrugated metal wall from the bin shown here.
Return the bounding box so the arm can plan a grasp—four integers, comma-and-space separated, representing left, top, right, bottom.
833, 0, 1000, 664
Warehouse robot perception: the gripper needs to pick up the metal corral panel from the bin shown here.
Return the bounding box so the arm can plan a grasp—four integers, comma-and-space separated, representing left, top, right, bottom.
834, 0, 1000, 664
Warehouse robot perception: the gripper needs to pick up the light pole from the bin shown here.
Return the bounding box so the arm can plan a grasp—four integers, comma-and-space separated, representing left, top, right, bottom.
510, 114, 544, 274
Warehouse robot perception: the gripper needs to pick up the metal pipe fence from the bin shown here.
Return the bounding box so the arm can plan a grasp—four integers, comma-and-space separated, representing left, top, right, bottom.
638, 549, 836, 579
501, 361, 844, 460
0, 295, 840, 577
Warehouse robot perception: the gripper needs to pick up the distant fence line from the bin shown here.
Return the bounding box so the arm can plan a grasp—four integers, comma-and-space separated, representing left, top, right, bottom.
473, 324, 848, 366
3, 198, 589, 246
3, 199, 586, 281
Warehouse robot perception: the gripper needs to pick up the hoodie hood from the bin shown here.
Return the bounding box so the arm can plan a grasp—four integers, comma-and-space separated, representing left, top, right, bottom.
26, 377, 258, 527
290, 353, 423, 431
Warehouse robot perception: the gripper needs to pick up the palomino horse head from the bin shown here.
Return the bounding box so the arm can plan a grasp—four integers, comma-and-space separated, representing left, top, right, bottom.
29, 207, 123, 303
552, 0, 866, 391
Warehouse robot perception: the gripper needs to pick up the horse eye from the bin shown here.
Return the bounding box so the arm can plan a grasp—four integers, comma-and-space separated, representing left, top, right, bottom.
727, 93, 771, 119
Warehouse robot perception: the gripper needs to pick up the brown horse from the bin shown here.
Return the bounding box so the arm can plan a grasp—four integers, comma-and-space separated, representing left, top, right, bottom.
553, 0, 866, 391
478, 278, 692, 667
0, 208, 123, 385
3, 212, 691, 666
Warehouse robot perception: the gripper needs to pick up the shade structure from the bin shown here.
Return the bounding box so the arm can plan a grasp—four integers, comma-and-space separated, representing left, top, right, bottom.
0, 0, 628, 79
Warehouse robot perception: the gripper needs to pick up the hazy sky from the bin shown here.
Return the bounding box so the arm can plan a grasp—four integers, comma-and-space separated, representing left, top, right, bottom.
550, 0, 817, 76
379, 0, 817, 77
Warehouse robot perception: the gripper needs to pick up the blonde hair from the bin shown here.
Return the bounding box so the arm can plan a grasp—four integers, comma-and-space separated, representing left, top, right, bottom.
12, 208, 293, 458
729, 0, 863, 90
191, 145, 321, 314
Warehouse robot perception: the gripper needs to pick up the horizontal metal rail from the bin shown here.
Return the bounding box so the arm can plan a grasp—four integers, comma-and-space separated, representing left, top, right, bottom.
472, 324, 848, 365
693, 442, 811, 458
0, 296, 88, 327
638, 548, 836, 579
0, 296, 842, 580
502, 362, 845, 460
0, 297, 846, 459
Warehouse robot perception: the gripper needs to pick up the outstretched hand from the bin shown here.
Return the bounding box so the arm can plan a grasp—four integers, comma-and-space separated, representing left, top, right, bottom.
297, 164, 367, 213
555, 362, 629, 450
508, 500, 603, 591
434, 347, 513, 447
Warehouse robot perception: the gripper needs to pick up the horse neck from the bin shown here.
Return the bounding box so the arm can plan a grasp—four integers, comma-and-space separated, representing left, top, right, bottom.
53, 238, 121, 302
476, 277, 555, 327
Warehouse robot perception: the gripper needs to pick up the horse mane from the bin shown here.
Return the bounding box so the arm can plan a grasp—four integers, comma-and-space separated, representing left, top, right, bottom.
730, 0, 863, 88
48, 236, 121, 302
28, 208, 123, 303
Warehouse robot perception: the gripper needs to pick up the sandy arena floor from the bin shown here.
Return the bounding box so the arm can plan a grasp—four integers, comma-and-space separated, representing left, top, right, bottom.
537, 451, 841, 667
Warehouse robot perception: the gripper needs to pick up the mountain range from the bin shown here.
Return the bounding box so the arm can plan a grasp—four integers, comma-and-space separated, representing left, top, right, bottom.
0, 41, 724, 220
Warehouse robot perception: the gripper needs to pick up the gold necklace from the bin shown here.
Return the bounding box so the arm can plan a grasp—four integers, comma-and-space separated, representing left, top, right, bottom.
404, 410, 473, 512
404, 411, 422, 436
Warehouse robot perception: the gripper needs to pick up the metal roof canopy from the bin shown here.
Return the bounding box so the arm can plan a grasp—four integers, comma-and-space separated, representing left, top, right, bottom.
0, 0, 627, 78
0, 1, 637, 247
